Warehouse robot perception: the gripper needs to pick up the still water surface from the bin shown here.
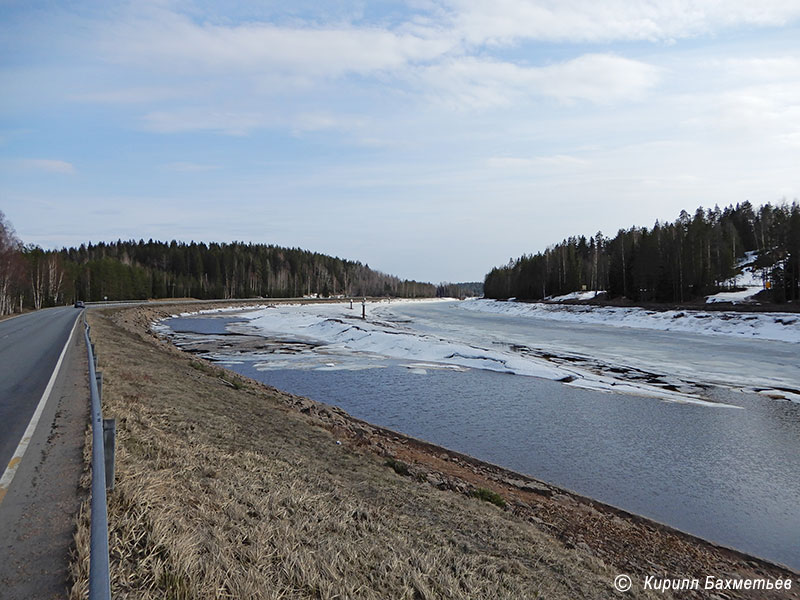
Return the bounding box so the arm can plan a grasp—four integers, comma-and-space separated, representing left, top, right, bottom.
165, 308, 800, 570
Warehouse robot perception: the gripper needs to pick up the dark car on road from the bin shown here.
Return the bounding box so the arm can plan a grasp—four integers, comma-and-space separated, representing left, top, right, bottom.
74, 300, 85, 308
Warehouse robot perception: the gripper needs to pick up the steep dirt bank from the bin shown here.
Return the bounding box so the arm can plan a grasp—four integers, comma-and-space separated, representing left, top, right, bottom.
70, 302, 798, 599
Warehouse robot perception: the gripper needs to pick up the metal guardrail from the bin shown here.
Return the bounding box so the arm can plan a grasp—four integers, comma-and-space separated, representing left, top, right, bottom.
84, 315, 112, 600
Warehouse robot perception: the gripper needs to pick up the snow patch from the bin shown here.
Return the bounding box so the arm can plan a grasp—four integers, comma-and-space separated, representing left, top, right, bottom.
706, 287, 761, 304
705, 251, 767, 303
549, 290, 605, 302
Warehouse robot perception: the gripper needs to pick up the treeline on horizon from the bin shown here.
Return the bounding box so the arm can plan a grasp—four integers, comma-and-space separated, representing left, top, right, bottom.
2, 212, 473, 313
484, 201, 800, 304
436, 281, 483, 298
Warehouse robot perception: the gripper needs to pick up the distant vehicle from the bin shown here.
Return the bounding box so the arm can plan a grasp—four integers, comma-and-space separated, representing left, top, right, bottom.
74, 300, 85, 308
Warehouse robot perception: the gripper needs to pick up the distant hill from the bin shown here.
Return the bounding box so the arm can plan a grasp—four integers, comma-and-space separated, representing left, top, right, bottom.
0, 227, 437, 311
61, 240, 437, 302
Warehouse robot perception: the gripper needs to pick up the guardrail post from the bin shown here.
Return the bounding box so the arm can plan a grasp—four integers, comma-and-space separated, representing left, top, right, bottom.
95, 372, 103, 400
103, 419, 116, 491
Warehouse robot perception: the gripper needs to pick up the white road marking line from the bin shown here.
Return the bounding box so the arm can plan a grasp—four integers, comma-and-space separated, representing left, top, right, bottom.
0, 313, 80, 505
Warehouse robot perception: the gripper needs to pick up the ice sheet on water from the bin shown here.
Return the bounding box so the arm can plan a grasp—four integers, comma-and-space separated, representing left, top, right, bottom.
402, 363, 468, 372
458, 299, 800, 344
200, 301, 739, 407
231, 302, 569, 380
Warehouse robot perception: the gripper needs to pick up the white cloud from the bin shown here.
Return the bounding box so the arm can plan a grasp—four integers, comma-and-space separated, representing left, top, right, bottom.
102, 10, 456, 79
675, 77, 800, 149
420, 54, 660, 108
92, 1, 800, 84
714, 84, 800, 144
709, 56, 800, 82
444, 0, 800, 45
533, 53, 660, 103
16, 159, 76, 174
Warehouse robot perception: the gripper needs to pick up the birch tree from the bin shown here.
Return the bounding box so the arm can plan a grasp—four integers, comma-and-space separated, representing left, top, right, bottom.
0, 211, 24, 315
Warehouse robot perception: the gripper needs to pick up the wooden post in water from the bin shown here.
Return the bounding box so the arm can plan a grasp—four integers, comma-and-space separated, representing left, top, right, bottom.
361, 298, 366, 319
350, 298, 353, 309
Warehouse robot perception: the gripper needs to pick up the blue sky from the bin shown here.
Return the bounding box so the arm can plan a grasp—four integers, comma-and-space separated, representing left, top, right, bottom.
2, 1, 799, 282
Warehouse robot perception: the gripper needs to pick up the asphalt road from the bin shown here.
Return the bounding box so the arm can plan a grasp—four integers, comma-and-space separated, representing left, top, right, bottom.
0, 307, 82, 471
0, 306, 89, 598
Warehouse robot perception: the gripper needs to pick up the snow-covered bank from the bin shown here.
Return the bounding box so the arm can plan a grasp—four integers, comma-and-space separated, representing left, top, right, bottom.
161, 301, 738, 406
548, 290, 605, 302
458, 299, 800, 344
704, 251, 765, 304
705, 287, 761, 304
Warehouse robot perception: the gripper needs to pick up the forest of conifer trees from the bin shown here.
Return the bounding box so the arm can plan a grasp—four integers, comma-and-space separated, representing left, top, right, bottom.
0, 213, 438, 313
484, 201, 800, 304
3, 201, 798, 314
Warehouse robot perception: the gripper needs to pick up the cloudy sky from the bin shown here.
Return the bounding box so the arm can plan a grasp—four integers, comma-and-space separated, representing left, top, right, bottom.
1, 1, 799, 282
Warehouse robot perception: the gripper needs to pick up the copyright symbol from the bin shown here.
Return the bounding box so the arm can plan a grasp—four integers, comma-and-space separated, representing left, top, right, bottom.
614, 574, 632, 593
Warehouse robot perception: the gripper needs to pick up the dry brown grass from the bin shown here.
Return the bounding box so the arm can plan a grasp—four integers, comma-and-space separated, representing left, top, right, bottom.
68, 307, 673, 599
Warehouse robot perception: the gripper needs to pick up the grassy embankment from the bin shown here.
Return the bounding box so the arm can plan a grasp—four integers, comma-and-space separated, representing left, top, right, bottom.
68, 303, 798, 599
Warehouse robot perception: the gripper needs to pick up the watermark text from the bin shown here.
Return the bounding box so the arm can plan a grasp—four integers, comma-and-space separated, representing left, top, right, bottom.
613, 574, 794, 593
